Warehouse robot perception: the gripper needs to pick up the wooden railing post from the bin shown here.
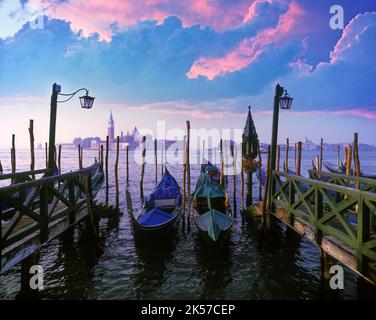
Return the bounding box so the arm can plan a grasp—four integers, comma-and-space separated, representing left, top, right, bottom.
288, 176, 295, 226
39, 184, 49, 242
314, 185, 323, 245
357, 195, 370, 273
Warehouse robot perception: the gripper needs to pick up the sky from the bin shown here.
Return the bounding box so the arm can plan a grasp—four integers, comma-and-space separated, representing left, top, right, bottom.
0, 0, 375, 148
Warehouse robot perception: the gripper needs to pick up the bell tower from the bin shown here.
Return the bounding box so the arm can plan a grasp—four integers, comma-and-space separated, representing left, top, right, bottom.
108, 110, 115, 141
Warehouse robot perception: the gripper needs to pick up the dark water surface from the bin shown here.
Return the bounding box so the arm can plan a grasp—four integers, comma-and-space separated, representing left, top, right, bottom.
1, 149, 376, 299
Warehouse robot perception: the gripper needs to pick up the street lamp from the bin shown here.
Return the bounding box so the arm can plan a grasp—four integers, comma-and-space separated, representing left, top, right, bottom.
268, 84, 293, 210
48, 83, 95, 171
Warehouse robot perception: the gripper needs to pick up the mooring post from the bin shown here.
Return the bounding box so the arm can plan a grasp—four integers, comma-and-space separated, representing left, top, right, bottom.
337, 144, 341, 167
294, 142, 297, 171
297, 141, 302, 176
45, 142, 48, 169
154, 138, 158, 184
261, 145, 271, 223
11, 134, 16, 174
126, 145, 129, 182
346, 144, 352, 176
140, 136, 146, 200
320, 138, 324, 171
105, 135, 109, 203
220, 139, 224, 187
115, 136, 120, 208
258, 141, 262, 201
161, 139, 164, 177
182, 135, 187, 218
58, 145, 62, 174
28, 120, 35, 179
231, 144, 237, 214
224, 140, 229, 186
285, 138, 289, 173
100, 144, 104, 172
353, 133, 361, 189
241, 143, 245, 211
78, 144, 82, 169
186, 121, 191, 222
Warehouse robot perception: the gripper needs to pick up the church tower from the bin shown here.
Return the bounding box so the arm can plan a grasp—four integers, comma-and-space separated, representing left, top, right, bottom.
108, 110, 115, 142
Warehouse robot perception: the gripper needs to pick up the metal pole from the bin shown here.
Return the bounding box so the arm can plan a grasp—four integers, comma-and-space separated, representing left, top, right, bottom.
48, 83, 58, 171
268, 84, 283, 211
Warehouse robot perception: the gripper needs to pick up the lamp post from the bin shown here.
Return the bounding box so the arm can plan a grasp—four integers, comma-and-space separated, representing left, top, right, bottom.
268, 84, 293, 210
48, 83, 95, 172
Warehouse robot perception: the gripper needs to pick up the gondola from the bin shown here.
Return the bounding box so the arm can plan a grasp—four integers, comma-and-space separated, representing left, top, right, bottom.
127, 169, 182, 233
193, 172, 233, 242
323, 161, 376, 179
201, 161, 221, 184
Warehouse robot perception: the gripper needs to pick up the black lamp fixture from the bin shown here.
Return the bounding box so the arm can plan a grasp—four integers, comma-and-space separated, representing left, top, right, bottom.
279, 89, 293, 110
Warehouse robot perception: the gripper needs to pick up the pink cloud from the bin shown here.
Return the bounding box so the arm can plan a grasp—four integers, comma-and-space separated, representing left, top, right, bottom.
27, 0, 255, 41
186, 2, 305, 80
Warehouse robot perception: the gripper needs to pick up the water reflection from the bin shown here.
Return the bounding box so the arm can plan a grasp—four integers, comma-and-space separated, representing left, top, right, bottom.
132, 223, 178, 299
195, 232, 232, 299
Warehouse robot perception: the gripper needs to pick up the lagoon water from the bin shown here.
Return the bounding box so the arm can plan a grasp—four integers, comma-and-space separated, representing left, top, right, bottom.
1, 148, 376, 299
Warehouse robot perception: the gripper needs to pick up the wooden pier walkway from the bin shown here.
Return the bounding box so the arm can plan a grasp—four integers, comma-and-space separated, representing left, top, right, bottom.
263, 169, 376, 285
0, 165, 104, 274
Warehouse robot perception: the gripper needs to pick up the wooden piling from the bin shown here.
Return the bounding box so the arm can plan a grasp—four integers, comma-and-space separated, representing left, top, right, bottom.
294, 142, 297, 171
213, 147, 217, 166
115, 136, 120, 208
220, 139, 224, 186
105, 135, 109, 203
78, 144, 82, 169
0, 161, 3, 174
140, 136, 146, 200
346, 145, 352, 176
337, 144, 341, 167
45, 142, 48, 168
186, 121, 191, 220
353, 133, 360, 189
320, 138, 324, 171
11, 134, 16, 174
231, 144, 237, 213
224, 140, 229, 184
241, 143, 244, 211
297, 141, 302, 175
161, 140, 164, 177
28, 120, 35, 179
126, 145, 129, 182
58, 145, 62, 174
182, 135, 187, 216
261, 145, 271, 223
100, 145, 104, 172
285, 138, 289, 173
154, 139, 158, 184
258, 140, 262, 201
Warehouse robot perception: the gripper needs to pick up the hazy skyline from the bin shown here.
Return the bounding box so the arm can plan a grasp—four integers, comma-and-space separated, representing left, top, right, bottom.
1, 0, 375, 148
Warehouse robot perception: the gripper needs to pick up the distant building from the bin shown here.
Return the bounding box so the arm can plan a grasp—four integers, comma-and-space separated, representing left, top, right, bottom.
108, 110, 115, 142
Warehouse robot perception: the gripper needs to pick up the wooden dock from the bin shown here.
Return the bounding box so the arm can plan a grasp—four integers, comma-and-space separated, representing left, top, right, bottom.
0, 165, 104, 274
253, 169, 376, 285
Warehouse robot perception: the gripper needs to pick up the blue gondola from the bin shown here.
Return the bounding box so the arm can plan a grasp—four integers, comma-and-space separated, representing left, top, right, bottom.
129, 169, 182, 233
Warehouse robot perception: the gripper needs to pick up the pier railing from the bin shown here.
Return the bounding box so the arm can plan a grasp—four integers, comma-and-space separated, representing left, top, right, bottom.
0, 166, 103, 273
309, 170, 376, 193
270, 171, 376, 281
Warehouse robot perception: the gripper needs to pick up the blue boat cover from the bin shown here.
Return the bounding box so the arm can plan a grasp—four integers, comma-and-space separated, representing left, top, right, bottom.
197, 209, 233, 241
201, 161, 220, 183
145, 169, 182, 209
193, 172, 225, 198
137, 207, 177, 227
